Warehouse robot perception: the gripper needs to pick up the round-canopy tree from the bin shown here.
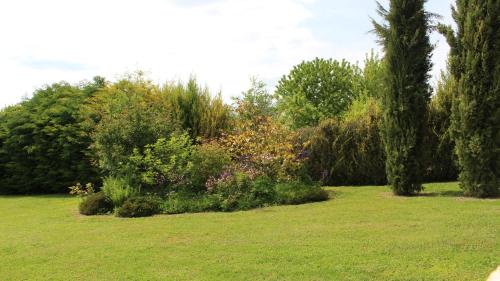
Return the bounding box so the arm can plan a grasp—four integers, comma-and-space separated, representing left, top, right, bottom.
275, 58, 363, 129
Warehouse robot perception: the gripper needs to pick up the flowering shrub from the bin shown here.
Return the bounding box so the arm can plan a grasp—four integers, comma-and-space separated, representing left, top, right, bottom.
69, 182, 95, 197
218, 115, 306, 182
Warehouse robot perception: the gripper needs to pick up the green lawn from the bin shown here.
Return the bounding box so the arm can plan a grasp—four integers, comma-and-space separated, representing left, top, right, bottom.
1, 182, 498, 281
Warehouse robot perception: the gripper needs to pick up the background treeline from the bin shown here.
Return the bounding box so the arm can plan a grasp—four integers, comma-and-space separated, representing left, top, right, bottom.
0, 52, 457, 195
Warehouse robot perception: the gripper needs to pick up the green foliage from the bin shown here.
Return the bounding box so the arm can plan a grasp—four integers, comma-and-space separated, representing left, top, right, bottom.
161, 193, 220, 214
0, 78, 104, 194
210, 171, 252, 211
305, 98, 386, 186
373, 0, 433, 195
424, 71, 458, 182
439, 0, 499, 197
102, 176, 139, 207
190, 142, 231, 191
360, 50, 387, 101
275, 58, 364, 129
85, 74, 179, 177
128, 133, 195, 193
274, 181, 328, 205
162, 77, 232, 139
78, 191, 114, 215
233, 77, 275, 121
116, 196, 161, 218
249, 176, 277, 205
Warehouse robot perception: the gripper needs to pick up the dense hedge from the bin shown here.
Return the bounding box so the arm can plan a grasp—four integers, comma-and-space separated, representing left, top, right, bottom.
304, 98, 457, 186
0, 78, 104, 194
304, 99, 386, 186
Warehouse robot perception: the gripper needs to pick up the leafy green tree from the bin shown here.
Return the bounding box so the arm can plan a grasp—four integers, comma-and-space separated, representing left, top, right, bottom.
361, 50, 387, 101
372, 0, 433, 195
84, 74, 179, 178
275, 58, 364, 129
0, 77, 105, 194
233, 77, 275, 121
438, 0, 499, 197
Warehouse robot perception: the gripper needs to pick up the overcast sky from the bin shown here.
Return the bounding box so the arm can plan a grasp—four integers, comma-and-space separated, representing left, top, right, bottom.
0, 0, 454, 108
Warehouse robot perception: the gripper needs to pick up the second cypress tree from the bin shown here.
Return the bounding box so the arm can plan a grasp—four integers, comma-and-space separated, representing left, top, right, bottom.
439, 0, 499, 197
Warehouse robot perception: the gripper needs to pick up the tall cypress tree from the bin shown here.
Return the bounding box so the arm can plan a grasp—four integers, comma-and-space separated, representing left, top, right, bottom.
439, 0, 499, 197
372, 0, 433, 195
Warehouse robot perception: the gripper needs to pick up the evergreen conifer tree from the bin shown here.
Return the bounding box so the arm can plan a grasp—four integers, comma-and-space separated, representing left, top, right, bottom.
439, 0, 499, 197
372, 0, 433, 195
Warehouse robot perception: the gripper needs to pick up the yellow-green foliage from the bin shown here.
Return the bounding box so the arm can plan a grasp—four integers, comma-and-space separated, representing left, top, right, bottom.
84, 74, 178, 176
161, 78, 232, 139
219, 115, 304, 182
306, 98, 386, 186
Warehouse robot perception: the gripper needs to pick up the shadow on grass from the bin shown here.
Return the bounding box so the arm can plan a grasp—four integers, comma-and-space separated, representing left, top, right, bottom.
414, 191, 499, 199
0, 194, 71, 200
418, 190, 464, 197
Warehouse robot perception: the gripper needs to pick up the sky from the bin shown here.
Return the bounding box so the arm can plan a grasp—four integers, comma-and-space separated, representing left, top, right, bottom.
0, 0, 454, 108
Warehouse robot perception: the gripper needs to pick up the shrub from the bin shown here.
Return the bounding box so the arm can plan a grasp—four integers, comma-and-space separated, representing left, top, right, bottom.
219, 115, 304, 182
85, 74, 179, 177
249, 176, 276, 204
79, 192, 114, 215
190, 142, 231, 191
274, 181, 328, 205
305, 98, 386, 186
161, 193, 220, 214
128, 133, 194, 193
116, 196, 161, 218
102, 176, 139, 207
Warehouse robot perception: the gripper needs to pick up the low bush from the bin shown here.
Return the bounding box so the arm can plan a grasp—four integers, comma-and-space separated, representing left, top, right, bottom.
161, 193, 220, 214
274, 181, 328, 205
249, 176, 276, 205
116, 196, 161, 218
102, 176, 139, 207
128, 133, 195, 193
79, 192, 114, 215
190, 142, 231, 191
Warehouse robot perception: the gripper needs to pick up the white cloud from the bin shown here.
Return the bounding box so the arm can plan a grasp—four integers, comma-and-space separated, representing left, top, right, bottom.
0, 0, 453, 108
0, 0, 330, 107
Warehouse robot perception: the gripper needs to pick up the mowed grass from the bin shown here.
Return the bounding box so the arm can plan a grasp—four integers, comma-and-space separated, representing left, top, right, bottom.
0, 182, 499, 281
